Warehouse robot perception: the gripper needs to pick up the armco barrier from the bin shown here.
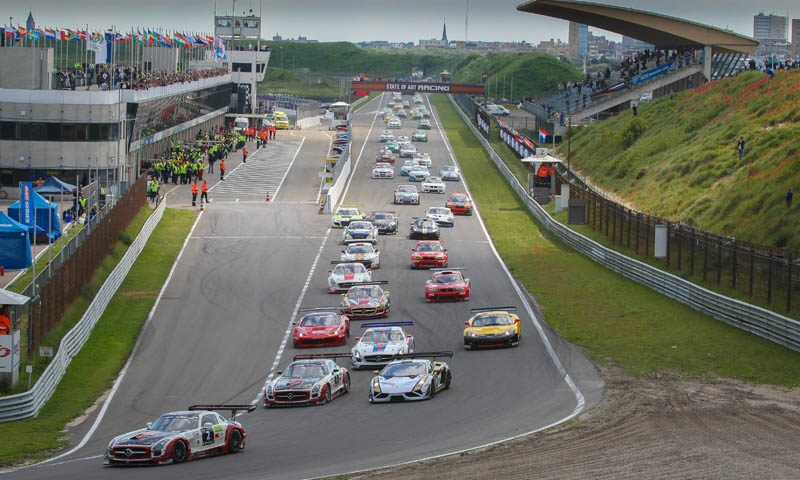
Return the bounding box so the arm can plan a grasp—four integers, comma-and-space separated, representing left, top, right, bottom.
0, 199, 167, 422
447, 94, 800, 352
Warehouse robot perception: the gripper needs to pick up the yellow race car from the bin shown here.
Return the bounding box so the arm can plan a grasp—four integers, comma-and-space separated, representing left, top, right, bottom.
463, 307, 521, 349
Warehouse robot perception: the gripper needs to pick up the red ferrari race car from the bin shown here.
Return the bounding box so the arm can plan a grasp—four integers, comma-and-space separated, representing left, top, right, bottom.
340, 281, 391, 318
446, 192, 474, 215
410, 240, 448, 269
376, 149, 396, 164
425, 268, 470, 302
104, 405, 255, 466
293, 308, 351, 348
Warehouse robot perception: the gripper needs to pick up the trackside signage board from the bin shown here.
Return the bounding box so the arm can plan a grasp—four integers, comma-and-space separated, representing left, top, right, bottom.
0, 332, 20, 373
352, 81, 486, 95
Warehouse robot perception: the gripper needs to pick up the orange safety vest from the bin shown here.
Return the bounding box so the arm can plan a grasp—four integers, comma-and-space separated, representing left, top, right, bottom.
201, 182, 208, 192
220, 161, 226, 171
538, 165, 548, 178
0, 314, 10, 335
243, 148, 248, 156
191, 183, 199, 194
548, 165, 555, 176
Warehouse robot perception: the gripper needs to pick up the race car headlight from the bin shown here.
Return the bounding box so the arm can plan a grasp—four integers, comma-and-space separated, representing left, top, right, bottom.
435, 254, 445, 260
311, 384, 322, 395
152, 438, 169, 456
372, 378, 381, 393
298, 332, 305, 337
346, 232, 352, 237
466, 331, 478, 337
413, 376, 428, 393
412, 254, 422, 260
266, 384, 273, 396
504, 329, 516, 336
354, 351, 362, 361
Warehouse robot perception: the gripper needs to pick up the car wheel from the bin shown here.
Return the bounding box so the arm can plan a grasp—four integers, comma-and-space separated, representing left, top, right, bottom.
428, 381, 437, 399
445, 371, 452, 389
171, 440, 188, 463
228, 429, 243, 453
344, 373, 351, 393
322, 385, 332, 404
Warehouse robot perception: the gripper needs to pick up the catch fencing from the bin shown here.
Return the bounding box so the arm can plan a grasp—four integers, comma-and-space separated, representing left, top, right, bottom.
23, 175, 147, 354
0, 198, 166, 422
568, 184, 798, 315
447, 94, 800, 352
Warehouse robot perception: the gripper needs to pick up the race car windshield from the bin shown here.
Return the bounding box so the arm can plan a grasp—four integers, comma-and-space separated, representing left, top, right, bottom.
381, 362, 427, 378
435, 274, 461, 283
450, 195, 469, 203
347, 245, 373, 254
429, 208, 449, 215
350, 222, 371, 229
397, 186, 415, 192
151, 414, 199, 432
349, 287, 382, 299
299, 313, 339, 327
441, 166, 455, 172
334, 264, 365, 274
284, 363, 328, 378
417, 243, 442, 252
338, 209, 358, 216
361, 330, 405, 343
472, 313, 512, 327
373, 213, 392, 221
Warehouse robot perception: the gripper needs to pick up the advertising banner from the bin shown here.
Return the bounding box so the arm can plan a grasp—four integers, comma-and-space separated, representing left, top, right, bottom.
0, 331, 20, 373
633, 61, 675, 85
19, 182, 34, 226
352, 81, 485, 95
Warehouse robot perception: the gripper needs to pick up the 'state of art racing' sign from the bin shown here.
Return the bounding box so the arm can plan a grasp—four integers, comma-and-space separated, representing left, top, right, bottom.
352, 81, 485, 95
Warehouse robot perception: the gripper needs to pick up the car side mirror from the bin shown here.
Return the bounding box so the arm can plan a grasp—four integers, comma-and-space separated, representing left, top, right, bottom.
426, 280, 431, 284
277, 370, 283, 375
464, 321, 470, 326
354, 336, 360, 342
146, 422, 153, 429
328, 270, 332, 273
341, 293, 346, 296
291, 321, 296, 325
515, 318, 520, 323
407, 334, 412, 338
372, 370, 380, 375
341, 250, 345, 253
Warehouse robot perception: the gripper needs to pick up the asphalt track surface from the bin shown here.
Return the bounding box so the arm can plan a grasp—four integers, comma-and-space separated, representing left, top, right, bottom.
8, 93, 603, 480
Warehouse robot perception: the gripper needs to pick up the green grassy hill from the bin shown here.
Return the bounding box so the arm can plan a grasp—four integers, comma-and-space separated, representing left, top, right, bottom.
453, 52, 583, 98
558, 70, 800, 251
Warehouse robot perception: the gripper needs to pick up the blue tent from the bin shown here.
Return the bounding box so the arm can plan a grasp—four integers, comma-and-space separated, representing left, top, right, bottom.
7, 191, 62, 243
0, 212, 32, 269
34, 176, 76, 195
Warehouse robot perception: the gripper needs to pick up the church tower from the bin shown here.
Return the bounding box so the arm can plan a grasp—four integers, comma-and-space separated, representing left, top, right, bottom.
442, 20, 448, 44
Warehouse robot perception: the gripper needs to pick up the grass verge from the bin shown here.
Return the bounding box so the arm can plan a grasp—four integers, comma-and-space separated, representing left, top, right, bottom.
431, 94, 800, 386
0, 208, 196, 465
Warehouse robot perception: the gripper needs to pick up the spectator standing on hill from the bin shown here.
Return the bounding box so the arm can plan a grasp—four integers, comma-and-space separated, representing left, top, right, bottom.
787, 188, 794, 208
737, 136, 745, 160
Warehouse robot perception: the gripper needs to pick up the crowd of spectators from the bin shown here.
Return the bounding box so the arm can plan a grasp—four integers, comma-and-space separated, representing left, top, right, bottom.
54, 65, 228, 91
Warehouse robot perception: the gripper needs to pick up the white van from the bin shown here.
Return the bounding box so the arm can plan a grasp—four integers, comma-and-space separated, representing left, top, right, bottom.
233, 117, 249, 131
485, 104, 510, 116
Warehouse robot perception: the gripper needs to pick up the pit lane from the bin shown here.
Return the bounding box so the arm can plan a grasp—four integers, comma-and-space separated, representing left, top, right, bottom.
9, 93, 603, 480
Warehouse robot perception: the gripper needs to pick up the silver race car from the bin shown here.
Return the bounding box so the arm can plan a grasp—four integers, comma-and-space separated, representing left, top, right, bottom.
341, 242, 381, 269
369, 352, 453, 403
328, 262, 372, 293
351, 321, 415, 369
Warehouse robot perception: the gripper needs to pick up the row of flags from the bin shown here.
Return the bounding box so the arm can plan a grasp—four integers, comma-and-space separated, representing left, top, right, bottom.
1, 26, 218, 49
497, 118, 549, 158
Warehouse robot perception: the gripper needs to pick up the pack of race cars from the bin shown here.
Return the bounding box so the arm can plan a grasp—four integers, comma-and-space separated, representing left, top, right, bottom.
105, 91, 523, 468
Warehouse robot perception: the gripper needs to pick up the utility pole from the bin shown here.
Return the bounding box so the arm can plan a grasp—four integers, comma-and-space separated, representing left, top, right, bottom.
567, 116, 572, 182
464, 0, 469, 43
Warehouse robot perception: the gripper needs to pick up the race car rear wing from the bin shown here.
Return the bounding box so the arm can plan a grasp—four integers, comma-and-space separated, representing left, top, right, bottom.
347, 280, 389, 286
387, 351, 453, 360
298, 306, 345, 313
430, 267, 466, 271
470, 306, 517, 313
361, 321, 414, 328
188, 404, 256, 420
293, 353, 352, 363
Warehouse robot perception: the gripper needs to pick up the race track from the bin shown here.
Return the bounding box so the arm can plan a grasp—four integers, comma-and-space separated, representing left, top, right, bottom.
9, 93, 603, 480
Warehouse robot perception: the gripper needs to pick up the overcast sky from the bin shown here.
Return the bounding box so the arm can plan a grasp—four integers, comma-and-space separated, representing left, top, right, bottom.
4, 0, 799, 44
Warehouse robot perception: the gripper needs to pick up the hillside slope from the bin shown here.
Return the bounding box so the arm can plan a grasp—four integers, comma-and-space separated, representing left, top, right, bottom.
454, 52, 583, 98
559, 71, 800, 251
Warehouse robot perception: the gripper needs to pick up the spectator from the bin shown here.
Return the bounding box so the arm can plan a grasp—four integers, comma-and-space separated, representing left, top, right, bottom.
737, 137, 745, 160
787, 188, 794, 208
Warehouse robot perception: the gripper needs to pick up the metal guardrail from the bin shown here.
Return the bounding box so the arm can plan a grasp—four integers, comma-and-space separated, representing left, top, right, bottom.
0, 199, 167, 422
447, 94, 800, 353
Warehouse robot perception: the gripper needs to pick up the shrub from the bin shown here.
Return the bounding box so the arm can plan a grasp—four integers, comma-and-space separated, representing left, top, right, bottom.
619, 117, 648, 147
118, 231, 133, 246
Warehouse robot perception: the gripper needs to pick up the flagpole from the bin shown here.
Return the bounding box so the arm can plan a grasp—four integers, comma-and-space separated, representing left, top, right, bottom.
567, 116, 572, 182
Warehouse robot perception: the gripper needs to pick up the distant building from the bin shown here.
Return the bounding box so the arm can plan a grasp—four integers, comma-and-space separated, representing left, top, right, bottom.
753, 13, 789, 42
272, 33, 282, 41
792, 19, 800, 57
568, 22, 588, 58
25, 11, 35, 31
442, 20, 448, 43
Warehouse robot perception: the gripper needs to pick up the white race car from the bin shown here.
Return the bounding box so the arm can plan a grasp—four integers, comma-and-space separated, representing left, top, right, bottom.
396, 135, 410, 143
394, 184, 420, 205
328, 262, 372, 293
372, 162, 394, 179
421, 176, 445, 194
439, 165, 460, 181
388, 119, 401, 129
351, 321, 415, 369
408, 165, 430, 182
400, 143, 417, 158
369, 353, 453, 403
378, 130, 394, 142
400, 159, 417, 176
426, 207, 454, 226
341, 242, 381, 269
414, 152, 432, 167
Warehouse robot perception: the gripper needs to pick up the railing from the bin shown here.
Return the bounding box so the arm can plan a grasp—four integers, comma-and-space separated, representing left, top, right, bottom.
0, 199, 167, 422
447, 94, 800, 353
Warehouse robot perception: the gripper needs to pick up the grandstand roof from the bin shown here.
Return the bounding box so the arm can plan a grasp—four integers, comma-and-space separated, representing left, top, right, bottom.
517, 0, 758, 54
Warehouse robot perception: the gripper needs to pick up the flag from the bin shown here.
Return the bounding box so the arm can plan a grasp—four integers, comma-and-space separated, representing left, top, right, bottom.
27, 29, 40, 40
60, 29, 69, 40
70, 31, 82, 41
45, 28, 56, 40
160, 33, 172, 48
17, 26, 27, 37
88, 33, 108, 64
173, 32, 187, 47
147, 29, 157, 43
539, 128, 548, 143
19, 183, 35, 226
214, 36, 226, 61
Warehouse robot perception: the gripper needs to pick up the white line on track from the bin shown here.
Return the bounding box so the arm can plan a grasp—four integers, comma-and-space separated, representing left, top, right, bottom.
271, 136, 306, 201
242, 226, 334, 411
0, 209, 206, 474
303, 94, 590, 480
338, 92, 384, 204
190, 235, 326, 240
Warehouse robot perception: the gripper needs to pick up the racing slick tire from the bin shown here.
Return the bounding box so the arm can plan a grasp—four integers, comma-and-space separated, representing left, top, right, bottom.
172, 439, 188, 463
445, 371, 452, 389
344, 373, 351, 393
466, 209, 473, 216
318, 385, 332, 405
428, 382, 437, 399
228, 429, 244, 453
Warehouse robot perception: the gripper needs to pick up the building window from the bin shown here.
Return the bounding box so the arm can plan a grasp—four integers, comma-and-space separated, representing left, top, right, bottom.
0, 122, 14, 139
232, 62, 252, 72
0, 122, 118, 141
